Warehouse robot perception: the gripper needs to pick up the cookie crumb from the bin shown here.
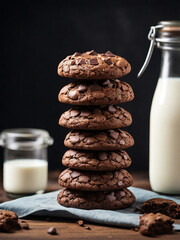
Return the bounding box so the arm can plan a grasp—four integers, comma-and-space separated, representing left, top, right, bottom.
21, 222, 29, 230
47, 227, 57, 235
131, 227, 139, 232
77, 220, 84, 226
84, 226, 91, 230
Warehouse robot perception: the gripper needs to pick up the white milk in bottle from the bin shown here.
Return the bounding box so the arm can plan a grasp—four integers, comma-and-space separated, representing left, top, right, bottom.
138, 21, 180, 194
150, 77, 180, 193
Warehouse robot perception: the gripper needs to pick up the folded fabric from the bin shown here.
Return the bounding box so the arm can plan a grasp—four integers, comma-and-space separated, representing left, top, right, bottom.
0, 187, 180, 230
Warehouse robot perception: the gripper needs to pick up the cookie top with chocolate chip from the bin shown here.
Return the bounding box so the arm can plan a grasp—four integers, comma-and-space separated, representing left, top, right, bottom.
59, 105, 132, 130
62, 149, 132, 171
0, 210, 20, 233
57, 50, 131, 80
59, 79, 134, 106
58, 168, 133, 191
57, 188, 135, 210
64, 129, 134, 151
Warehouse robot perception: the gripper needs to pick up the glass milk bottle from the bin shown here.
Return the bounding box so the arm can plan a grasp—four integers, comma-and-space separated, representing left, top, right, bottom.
0, 128, 53, 198
138, 21, 180, 194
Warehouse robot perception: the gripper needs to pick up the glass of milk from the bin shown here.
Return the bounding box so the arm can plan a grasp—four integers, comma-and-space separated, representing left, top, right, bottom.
139, 21, 180, 194
0, 128, 53, 198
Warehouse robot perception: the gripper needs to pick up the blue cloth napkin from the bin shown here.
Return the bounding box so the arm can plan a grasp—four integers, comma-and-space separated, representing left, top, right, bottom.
0, 187, 180, 230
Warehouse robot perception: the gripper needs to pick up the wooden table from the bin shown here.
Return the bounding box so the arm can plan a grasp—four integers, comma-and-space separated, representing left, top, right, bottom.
0, 171, 179, 240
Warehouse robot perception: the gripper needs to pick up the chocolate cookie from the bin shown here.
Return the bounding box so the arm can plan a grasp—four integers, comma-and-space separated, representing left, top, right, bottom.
58, 168, 133, 191
64, 129, 134, 151
139, 213, 174, 237
59, 105, 132, 130
141, 198, 180, 219
58, 79, 134, 106
0, 210, 21, 233
57, 188, 135, 210
62, 149, 132, 171
57, 50, 131, 80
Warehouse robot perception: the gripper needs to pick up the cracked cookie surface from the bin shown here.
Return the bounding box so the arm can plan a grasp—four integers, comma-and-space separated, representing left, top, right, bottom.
141, 198, 180, 219
58, 168, 133, 191
57, 50, 131, 80
64, 129, 134, 151
59, 105, 132, 130
57, 188, 135, 209
139, 213, 174, 236
58, 79, 134, 105
62, 149, 132, 171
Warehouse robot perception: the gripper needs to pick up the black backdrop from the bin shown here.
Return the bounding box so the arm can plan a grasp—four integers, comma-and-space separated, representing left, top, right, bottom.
1, 0, 180, 171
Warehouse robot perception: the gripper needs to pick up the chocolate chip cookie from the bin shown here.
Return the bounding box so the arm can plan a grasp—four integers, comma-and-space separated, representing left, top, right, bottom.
58, 168, 133, 191
57, 188, 135, 210
141, 198, 180, 219
62, 149, 132, 171
0, 210, 21, 232
57, 50, 131, 80
59, 105, 132, 130
139, 213, 174, 237
64, 129, 134, 151
58, 79, 134, 105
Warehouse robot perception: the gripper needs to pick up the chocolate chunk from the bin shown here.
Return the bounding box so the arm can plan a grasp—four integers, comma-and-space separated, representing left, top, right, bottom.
69, 135, 80, 143
108, 105, 117, 113
80, 111, 90, 117
86, 50, 97, 55
102, 79, 111, 86
73, 52, 81, 56
88, 58, 99, 65
78, 84, 87, 92
118, 181, 123, 186
86, 137, 95, 144
76, 58, 86, 65
70, 110, 80, 117
71, 171, 81, 178
63, 65, 69, 73
98, 152, 107, 161
104, 58, 113, 65
109, 131, 119, 139
79, 175, 90, 182
107, 192, 116, 201
95, 134, 107, 141
69, 90, 78, 100
47, 227, 57, 235
120, 191, 126, 197
121, 132, 127, 137
119, 140, 125, 145
105, 51, 115, 57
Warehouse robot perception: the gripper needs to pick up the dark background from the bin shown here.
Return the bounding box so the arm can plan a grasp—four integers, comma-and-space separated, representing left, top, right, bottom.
0, 0, 180, 171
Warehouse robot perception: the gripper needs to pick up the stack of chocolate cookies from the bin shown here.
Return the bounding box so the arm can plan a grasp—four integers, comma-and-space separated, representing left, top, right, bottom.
57, 50, 135, 210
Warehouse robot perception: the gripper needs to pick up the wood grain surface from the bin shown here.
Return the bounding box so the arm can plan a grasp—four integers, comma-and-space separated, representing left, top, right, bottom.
0, 170, 179, 240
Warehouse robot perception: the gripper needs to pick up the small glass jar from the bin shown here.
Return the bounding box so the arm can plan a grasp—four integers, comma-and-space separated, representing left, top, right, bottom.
0, 128, 53, 198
